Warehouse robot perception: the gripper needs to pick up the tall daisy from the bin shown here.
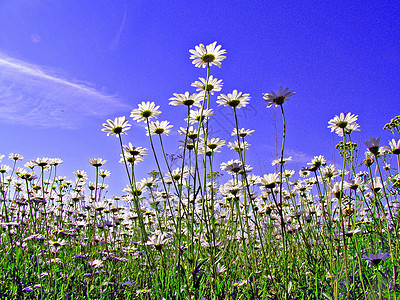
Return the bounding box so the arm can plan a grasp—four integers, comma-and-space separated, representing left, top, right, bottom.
217, 90, 250, 108
328, 112, 360, 136
191, 76, 223, 95
263, 87, 295, 108
102, 116, 131, 136
189, 41, 226, 68
130, 101, 161, 122
147, 120, 173, 136
169, 92, 202, 107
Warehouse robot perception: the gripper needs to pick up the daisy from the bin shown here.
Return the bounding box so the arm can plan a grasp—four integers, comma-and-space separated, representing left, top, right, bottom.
365, 137, 381, 155
263, 87, 295, 108
217, 90, 250, 108
320, 164, 339, 180
349, 177, 364, 191
204, 138, 226, 152
74, 170, 88, 180
307, 155, 327, 171
140, 177, 160, 188
88, 158, 106, 167
119, 154, 144, 165
147, 120, 173, 136
0, 165, 11, 174
231, 128, 254, 138
123, 143, 147, 157
366, 177, 383, 192
169, 92, 202, 107
146, 233, 171, 250
228, 140, 250, 152
123, 182, 148, 197
271, 156, 292, 166
102, 116, 131, 136
9, 153, 24, 161
130, 101, 161, 122
178, 126, 201, 140
179, 139, 196, 151
363, 251, 390, 265
389, 139, 400, 154
47, 158, 61, 167
328, 112, 360, 136
33, 158, 50, 167
299, 168, 311, 178
99, 169, 111, 178
165, 166, 191, 183
220, 160, 244, 175
189, 41, 226, 68
258, 173, 280, 189
191, 75, 223, 95
220, 179, 244, 197
187, 108, 214, 124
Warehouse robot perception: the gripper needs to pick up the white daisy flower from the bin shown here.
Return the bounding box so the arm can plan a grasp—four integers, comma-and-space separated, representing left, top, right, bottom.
189, 41, 226, 68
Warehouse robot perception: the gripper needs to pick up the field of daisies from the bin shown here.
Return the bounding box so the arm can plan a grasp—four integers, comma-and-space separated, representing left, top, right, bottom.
1, 42, 400, 299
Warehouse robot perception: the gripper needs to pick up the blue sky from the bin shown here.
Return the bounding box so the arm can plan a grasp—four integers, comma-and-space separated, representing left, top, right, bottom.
1, 0, 399, 196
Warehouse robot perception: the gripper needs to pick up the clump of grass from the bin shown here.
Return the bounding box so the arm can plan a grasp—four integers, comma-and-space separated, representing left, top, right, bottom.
0, 42, 399, 300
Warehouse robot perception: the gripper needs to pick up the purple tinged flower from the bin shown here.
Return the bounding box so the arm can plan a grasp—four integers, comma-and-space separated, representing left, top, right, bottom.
122, 281, 135, 287
365, 137, 381, 155
22, 286, 34, 292
363, 251, 390, 265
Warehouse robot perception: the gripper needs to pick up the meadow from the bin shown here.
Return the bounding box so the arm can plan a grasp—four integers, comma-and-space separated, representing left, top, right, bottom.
1, 42, 399, 299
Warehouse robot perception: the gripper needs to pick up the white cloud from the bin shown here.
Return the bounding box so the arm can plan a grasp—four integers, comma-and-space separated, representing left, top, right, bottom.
0, 53, 129, 129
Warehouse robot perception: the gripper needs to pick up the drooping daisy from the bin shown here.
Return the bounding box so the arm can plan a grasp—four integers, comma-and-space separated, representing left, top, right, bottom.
263, 87, 295, 108
130, 101, 161, 122
328, 112, 360, 136
189, 42, 227, 68
169, 92, 202, 107
147, 120, 173, 136
102, 116, 131, 136
366, 177, 383, 193
191, 76, 223, 95
217, 90, 250, 108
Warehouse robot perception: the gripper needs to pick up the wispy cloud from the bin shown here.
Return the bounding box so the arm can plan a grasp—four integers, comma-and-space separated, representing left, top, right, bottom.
0, 53, 129, 129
